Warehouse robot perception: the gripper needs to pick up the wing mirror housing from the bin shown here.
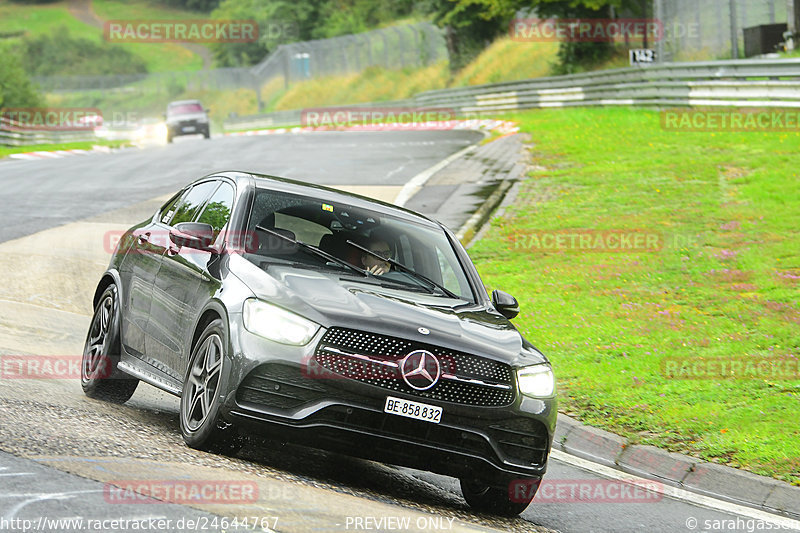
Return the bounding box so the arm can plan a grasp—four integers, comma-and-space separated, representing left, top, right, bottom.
491, 289, 519, 319
170, 222, 215, 251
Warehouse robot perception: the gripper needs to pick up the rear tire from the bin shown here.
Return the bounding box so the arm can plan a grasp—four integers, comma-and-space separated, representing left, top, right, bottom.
81, 284, 139, 403
180, 318, 242, 455
460, 476, 539, 517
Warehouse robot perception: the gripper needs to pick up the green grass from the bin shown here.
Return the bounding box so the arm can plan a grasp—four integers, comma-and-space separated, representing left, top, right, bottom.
469, 107, 800, 484
0, 0, 203, 72
270, 62, 450, 111
92, 0, 205, 20
0, 0, 101, 40
451, 37, 559, 86
0, 139, 129, 159
92, 0, 205, 72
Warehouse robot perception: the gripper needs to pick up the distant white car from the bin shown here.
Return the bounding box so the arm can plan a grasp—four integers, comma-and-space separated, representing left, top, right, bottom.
165, 100, 210, 143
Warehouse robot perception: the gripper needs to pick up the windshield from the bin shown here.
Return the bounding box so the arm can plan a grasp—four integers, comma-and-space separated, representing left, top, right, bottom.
244, 188, 475, 301
168, 103, 203, 115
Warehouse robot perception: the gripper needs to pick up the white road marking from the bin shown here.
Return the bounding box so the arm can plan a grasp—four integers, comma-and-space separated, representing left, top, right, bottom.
550, 449, 800, 530
394, 143, 480, 207
1, 490, 103, 520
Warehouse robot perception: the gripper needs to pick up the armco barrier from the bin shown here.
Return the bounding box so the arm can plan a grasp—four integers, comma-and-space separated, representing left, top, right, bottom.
224, 58, 800, 131
0, 117, 97, 147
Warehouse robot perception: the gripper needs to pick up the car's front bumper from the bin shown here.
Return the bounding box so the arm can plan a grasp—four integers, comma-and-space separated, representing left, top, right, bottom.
220, 322, 556, 482
167, 120, 209, 136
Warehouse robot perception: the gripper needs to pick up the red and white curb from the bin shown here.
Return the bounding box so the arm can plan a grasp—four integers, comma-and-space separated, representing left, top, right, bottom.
6, 146, 113, 161
225, 119, 520, 137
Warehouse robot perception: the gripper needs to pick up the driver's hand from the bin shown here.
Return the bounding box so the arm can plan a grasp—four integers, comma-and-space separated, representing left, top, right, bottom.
367, 263, 389, 275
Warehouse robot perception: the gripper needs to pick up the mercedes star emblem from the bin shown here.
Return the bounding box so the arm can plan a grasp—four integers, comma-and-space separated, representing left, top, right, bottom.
400, 350, 441, 391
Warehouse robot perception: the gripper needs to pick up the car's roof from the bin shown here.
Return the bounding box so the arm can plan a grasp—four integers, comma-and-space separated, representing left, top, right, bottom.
200, 171, 441, 229
168, 100, 203, 106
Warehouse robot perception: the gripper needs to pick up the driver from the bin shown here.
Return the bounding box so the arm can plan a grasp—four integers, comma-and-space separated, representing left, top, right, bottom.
361, 238, 393, 276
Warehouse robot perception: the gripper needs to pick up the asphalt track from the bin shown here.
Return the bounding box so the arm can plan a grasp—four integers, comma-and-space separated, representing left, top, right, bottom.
0, 131, 796, 533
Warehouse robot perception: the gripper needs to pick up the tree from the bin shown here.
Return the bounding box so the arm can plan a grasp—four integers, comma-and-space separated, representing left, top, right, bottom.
444, 0, 641, 73
210, 0, 326, 67
423, 0, 509, 72
209, 0, 420, 67
0, 46, 42, 111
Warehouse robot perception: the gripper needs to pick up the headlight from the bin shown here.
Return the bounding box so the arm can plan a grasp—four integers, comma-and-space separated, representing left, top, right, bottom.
242, 299, 319, 345
517, 365, 555, 398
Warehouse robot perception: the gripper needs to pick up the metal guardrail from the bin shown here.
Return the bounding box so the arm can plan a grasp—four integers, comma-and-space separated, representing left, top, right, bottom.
0, 117, 96, 147
224, 58, 800, 131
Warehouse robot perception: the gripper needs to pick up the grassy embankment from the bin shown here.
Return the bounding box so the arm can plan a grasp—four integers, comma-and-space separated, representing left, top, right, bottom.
469, 106, 799, 484
0, 0, 203, 72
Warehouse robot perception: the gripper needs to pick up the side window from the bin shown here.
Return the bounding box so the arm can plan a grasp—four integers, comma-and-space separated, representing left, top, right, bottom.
197, 182, 235, 240
159, 189, 187, 224
168, 181, 218, 226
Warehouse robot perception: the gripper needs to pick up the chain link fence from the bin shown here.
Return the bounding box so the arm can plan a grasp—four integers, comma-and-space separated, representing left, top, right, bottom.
31, 22, 447, 100
252, 22, 447, 87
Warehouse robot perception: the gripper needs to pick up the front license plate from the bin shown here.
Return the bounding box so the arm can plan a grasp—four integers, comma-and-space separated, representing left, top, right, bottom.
384, 396, 442, 424
182, 126, 196, 132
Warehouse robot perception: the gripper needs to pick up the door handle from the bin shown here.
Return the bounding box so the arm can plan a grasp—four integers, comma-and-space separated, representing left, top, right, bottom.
138, 232, 151, 244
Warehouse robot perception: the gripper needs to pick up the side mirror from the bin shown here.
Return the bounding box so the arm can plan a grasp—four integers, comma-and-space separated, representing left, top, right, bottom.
491, 289, 519, 320
170, 222, 214, 251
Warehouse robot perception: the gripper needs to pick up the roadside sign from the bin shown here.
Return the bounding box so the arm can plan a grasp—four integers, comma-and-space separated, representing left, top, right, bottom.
629, 49, 656, 66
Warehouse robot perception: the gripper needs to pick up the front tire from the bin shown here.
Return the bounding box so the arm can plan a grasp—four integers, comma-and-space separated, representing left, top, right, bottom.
180, 318, 241, 454
81, 284, 139, 403
460, 476, 539, 517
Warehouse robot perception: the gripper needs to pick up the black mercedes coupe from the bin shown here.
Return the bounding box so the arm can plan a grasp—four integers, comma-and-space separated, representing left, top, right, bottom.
81, 171, 557, 516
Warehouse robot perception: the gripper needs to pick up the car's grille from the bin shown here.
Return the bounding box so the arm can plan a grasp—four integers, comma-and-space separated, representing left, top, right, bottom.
314, 328, 515, 407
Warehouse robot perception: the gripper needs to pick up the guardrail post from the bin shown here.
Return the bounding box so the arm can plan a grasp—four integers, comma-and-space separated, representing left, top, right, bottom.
655, 0, 665, 62
729, 0, 739, 59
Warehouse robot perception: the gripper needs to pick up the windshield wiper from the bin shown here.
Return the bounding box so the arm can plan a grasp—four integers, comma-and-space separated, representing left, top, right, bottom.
255, 225, 369, 277
345, 239, 460, 298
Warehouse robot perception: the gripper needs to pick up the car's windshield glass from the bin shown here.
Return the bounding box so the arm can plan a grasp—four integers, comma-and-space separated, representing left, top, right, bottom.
244, 188, 474, 301
168, 103, 203, 115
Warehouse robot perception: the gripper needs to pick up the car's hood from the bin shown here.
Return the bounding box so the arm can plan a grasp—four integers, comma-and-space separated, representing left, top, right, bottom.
230, 257, 546, 367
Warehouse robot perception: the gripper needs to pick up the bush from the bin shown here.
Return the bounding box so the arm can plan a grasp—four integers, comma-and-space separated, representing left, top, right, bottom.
15, 26, 148, 77
0, 46, 42, 110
